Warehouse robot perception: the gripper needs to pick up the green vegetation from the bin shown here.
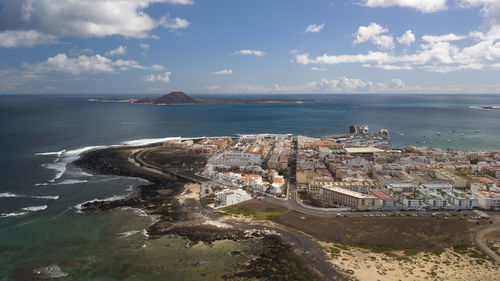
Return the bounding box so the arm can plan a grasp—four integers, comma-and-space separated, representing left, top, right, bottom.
431, 249, 444, 256
356, 245, 397, 253
452, 245, 470, 254
223, 207, 286, 219
330, 247, 341, 257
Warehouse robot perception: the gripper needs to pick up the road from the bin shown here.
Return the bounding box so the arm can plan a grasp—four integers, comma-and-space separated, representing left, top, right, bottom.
474, 214, 500, 263
134, 148, 208, 184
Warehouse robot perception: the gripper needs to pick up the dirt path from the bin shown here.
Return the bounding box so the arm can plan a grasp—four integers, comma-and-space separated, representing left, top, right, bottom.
474, 215, 500, 263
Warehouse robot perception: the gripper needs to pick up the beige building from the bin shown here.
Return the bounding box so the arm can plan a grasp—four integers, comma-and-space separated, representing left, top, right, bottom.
163, 140, 193, 149
319, 186, 382, 210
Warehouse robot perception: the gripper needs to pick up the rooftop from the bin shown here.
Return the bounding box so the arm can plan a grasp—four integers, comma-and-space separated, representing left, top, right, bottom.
344, 147, 384, 154
370, 190, 396, 201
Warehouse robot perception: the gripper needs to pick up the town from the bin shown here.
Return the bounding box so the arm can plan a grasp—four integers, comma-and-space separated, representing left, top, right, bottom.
157, 126, 500, 212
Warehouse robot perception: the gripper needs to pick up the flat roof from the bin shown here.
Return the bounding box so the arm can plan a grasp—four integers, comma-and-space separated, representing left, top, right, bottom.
344, 147, 384, 154
321, 186, 378, 199
370, 190, 396, 201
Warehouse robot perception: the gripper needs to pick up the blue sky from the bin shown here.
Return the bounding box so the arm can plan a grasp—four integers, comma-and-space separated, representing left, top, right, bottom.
1, 0, 500, 94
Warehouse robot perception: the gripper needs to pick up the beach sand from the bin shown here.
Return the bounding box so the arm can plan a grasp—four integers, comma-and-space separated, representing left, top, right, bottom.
320, 241, 500, 281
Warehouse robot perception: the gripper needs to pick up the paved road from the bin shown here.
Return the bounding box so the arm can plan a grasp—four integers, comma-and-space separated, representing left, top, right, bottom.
134, 148, 208, 184
474, 215, 500, 264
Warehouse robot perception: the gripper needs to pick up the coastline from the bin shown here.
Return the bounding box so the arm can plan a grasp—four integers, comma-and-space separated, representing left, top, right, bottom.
69, 135, 500, 281
73, 144, 345, 281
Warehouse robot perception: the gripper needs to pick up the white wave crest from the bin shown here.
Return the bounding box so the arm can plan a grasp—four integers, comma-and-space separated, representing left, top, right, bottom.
0, 192, 18, 198
21, 205, 48, 212
118, 230, 141, 237
37, 146, 104, 182
33, 265, 68, 278
0, 212, 27, 218
0, 192, 59, 200
35, 150, 66, 156
120, 137, 181, 147
53, 179, 88, 185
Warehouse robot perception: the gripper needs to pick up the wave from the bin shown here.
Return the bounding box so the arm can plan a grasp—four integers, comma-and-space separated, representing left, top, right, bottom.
53, 179, 88, 185
74, 194, 130, 213
469, 105, 491, 110
118, 230, 141, 237
142, 229, 149, 239
21, 205, 48, 212
119, 206, 148, 217
35, 135, 212, 183
37, 146, 104, 182
0, 192, 18, 198
120, 137, 181, 147
0, 192, 59, 200
35, 150, 66, 157
0, 212, 27, 218
33, 265, 68, 279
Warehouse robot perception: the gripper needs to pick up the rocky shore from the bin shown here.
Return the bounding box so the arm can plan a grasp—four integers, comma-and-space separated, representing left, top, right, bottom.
74, 145, 345, 281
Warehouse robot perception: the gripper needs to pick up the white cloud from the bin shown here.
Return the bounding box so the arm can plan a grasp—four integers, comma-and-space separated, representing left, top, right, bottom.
295, 31, 500, 73
310, 67, 327, 71
204, 77, 409, 94
234, 49, 266, 56
151, 64, 166, 71
364, 64, 413, 70
362, 0, 448, 13
305, 24, 325, 33
397, 30, 416, 46
353, 23, 394, 49
0, 30, 57, 48
143, 72, 171, 82
422, 33, 466, 43
0, 0, 192, 48
26, 54, 115, 74
140, 43, 151, 50
23, 53, 164, 75
106, 46, 127, 56
158, 15, 190, 29
460, 1, 500, 38
212, 69, 233, 75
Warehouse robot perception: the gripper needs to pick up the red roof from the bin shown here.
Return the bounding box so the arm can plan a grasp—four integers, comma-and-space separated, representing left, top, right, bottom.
370, 190, 395, 201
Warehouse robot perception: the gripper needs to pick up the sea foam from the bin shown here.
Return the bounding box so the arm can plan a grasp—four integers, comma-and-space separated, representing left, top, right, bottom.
21, 205, 48, 212
0, 212, 27, 218
0, 192, 59, 200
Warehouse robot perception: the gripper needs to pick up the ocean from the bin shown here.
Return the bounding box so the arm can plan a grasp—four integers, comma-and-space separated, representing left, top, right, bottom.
1, 93, 500, 280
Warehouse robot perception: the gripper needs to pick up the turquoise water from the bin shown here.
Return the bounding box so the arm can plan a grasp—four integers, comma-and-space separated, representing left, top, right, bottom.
1, 94, 500, 280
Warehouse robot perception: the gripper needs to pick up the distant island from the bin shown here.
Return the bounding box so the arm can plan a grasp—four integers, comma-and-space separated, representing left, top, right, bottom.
98, 91, 311, 105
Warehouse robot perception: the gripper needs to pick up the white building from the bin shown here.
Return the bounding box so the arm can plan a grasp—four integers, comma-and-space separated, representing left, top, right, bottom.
214, 189, 252, 208
472, 189, 500, 209
402, 197, 425, 210
420, 183, 453, 193
443, 190, 478, 210
422, 193, 447, 209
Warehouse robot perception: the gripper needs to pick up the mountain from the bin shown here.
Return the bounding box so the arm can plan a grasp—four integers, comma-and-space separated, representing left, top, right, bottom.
137, 92, 200, 104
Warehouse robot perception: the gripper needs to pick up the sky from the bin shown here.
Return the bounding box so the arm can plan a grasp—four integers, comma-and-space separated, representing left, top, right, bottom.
1, 0, 500, 94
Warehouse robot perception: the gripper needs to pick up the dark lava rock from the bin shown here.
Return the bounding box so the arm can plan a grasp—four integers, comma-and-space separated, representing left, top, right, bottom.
160, 226, 246, 244
223, 235, 324, 281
